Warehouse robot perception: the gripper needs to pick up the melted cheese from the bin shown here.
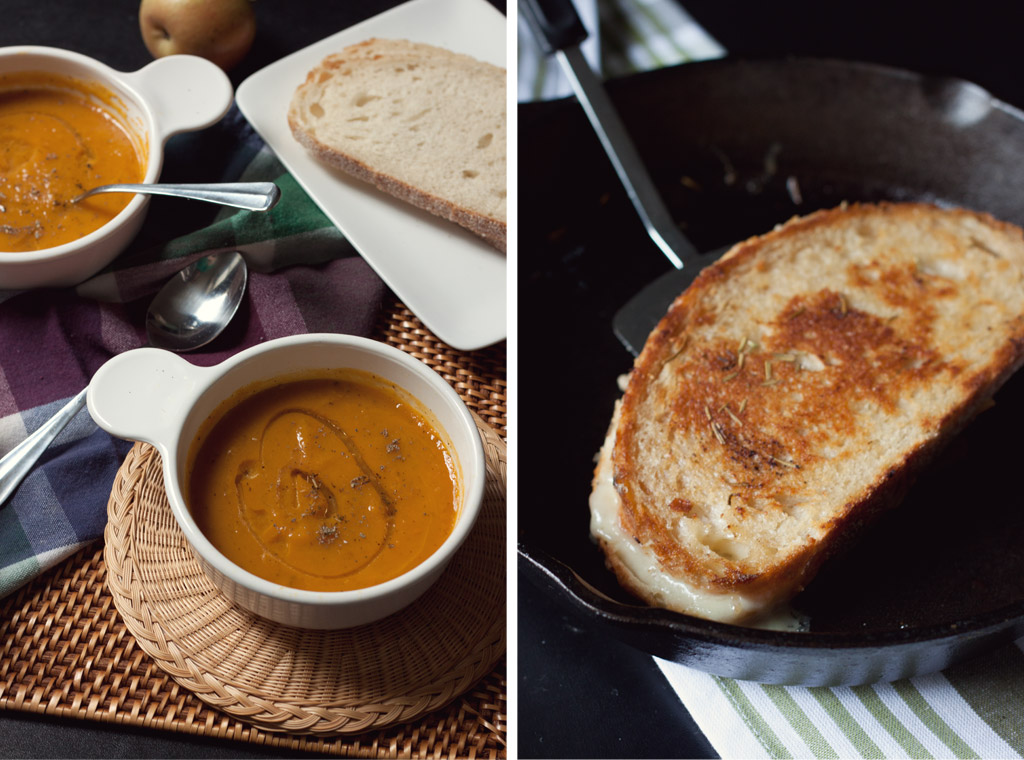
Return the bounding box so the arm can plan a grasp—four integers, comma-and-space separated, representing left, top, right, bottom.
589, 401, 807, 631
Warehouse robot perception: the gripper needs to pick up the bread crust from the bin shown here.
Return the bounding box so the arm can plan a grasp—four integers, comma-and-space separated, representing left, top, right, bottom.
597, 202, 1024, 624
288, 124, 507, 252
287, 38, 506, 252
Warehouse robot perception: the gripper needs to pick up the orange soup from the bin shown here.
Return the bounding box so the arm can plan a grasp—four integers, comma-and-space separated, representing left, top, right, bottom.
0, 71, 145, 252
187, 369, 461, 592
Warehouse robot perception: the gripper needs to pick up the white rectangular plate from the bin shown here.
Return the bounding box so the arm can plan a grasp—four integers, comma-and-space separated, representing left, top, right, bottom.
236, 0, 507, 351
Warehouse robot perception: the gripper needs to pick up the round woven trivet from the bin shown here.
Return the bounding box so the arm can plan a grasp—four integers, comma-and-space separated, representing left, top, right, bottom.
103, 416, 505, 736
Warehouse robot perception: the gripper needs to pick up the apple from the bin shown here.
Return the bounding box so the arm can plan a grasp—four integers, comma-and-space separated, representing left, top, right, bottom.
139, 0, 256, 71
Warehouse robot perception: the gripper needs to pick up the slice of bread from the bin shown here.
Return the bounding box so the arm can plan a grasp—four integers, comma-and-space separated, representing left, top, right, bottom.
288, 38, 506, 251
591, 202, 1024, 626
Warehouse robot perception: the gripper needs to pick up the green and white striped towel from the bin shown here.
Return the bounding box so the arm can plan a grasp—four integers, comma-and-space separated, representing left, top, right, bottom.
520, 3, 1024, 757
657, 643, 1024, 758
516, 0, 724, 102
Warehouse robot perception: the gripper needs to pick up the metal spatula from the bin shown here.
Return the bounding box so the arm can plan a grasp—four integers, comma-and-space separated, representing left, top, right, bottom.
520, 0, 723, 355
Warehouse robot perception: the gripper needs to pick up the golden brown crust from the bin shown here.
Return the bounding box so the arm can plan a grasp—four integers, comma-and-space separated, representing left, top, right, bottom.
604, 202, 1024, 620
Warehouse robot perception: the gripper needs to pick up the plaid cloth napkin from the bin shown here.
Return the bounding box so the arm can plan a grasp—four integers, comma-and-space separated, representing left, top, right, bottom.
0, 105, 387, 600
520, 3, 1024, 758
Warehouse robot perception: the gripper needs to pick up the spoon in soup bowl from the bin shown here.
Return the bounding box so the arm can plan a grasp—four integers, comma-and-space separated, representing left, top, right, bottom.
0, 250, 248, 505
71, 181, 281, 212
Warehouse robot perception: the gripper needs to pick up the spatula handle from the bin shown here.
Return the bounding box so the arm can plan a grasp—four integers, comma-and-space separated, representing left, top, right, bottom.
518, 0, 699, 271
519, 0, 588, 55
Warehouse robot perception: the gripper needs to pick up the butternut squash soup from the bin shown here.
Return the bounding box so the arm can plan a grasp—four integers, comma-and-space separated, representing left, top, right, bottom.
187, 369, 461, 592
0, 71, 145, 252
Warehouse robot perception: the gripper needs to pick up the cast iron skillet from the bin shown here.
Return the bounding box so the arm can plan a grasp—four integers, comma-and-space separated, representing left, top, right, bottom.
518, 56, 1024, 686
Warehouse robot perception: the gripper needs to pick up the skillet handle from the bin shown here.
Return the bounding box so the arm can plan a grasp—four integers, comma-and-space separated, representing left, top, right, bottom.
519, 0, 588, 55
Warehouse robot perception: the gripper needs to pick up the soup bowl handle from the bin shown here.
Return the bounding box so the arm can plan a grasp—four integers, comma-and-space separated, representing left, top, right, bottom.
119, 55, 233, 142
87, 348, 204, 450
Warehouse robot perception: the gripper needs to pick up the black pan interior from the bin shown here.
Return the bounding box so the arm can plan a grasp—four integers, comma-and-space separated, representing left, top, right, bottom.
518, 57, 1024, 684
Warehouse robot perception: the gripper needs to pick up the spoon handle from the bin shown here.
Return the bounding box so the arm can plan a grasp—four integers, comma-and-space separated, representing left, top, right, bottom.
0, 388, 87, 506
75, 181, 281, 211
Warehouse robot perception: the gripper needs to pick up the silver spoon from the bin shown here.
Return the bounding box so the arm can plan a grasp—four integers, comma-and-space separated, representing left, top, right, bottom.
72, 181, 281, 212
0, 250, 248, 505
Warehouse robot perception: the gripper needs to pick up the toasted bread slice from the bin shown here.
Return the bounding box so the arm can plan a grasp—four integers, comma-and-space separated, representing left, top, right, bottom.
591, 202, 1024, 626
288, 38, 507, 251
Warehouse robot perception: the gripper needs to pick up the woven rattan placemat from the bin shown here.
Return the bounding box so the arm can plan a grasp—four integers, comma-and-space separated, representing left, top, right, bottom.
0, 300, 507, 757
105, 414, 504, 732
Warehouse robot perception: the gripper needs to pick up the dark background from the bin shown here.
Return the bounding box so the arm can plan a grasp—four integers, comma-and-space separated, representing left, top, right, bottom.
0, 1, 503, 758
517, 1, 1024, 758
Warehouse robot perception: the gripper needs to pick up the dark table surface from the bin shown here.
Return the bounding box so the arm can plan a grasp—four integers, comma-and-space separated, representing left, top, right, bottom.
517, 1, 1024, 758
0, 1, 503, 757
